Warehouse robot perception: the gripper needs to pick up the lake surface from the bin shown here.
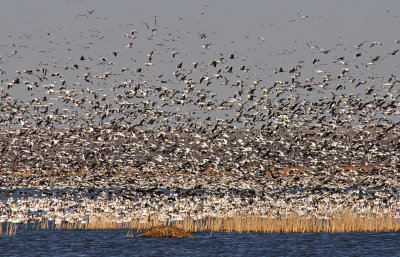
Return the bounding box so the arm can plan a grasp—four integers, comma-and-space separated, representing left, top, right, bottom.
0, 229, 399, 256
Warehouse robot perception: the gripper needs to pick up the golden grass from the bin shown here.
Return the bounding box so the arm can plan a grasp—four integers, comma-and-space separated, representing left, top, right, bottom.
37, 211, 400, 234
2, 211, 400, 236
0, 222, 18, 236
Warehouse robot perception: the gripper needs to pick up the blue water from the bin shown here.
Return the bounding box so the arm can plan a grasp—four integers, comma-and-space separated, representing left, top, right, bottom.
0, 229, 399, 256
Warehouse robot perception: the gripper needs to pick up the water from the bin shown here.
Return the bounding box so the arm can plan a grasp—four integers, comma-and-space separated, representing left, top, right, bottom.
0, 230, 399, 256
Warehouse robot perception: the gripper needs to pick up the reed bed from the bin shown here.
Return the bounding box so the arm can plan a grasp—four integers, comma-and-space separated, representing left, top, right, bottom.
108, 211, 400, 233
35, 211, 400, 233
164, 212, 400, 233
1, 211, 400, 237
0, 222, 18, 236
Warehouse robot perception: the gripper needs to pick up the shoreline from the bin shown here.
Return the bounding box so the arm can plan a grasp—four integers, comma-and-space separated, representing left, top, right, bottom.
2, 211, 400, 236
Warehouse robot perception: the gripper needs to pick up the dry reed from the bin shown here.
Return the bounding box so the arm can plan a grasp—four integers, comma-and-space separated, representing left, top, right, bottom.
124, 211, 400, 234
1, 222, 18, 236
55, 211, 400, 234
2, 211, 400, 236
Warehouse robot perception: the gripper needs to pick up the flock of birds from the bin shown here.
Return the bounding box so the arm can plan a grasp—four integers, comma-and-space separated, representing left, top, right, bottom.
0, 7, 399, 224
1, 167, 400, 224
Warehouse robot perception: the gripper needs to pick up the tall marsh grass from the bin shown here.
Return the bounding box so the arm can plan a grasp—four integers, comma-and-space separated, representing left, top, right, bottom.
123, 212, 400, 233
0, 222, 18, 236
2, 211, 400, 236
43, 211, 400, 233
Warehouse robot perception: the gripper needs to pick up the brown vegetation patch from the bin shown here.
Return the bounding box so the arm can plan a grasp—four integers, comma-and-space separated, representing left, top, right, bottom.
137, 225, 194, 238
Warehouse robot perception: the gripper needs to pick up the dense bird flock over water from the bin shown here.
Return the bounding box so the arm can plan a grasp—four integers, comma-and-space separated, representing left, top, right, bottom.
0, 6, 399, 226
